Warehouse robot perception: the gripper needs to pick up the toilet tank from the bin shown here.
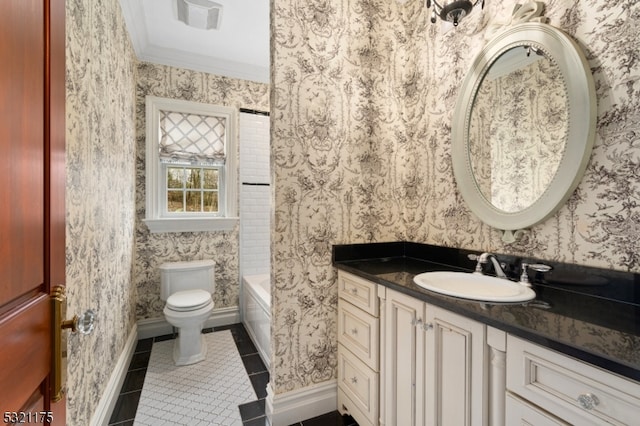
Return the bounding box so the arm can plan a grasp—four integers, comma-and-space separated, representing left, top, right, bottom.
159, 259, 215, 301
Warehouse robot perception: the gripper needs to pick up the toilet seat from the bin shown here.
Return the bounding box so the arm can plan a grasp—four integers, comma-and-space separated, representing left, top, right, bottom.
166, 289, 212, 312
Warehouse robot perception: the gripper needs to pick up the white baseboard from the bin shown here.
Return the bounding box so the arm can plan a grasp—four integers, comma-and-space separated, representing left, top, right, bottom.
137, 306, 240, 339
91, 324, 138, 426
266, 380, 338, 426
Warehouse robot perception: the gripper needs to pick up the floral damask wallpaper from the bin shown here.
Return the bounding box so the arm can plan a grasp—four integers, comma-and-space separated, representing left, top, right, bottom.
271, 0, 640, 395
65, 0, 137, 424
133, 64, 269, 319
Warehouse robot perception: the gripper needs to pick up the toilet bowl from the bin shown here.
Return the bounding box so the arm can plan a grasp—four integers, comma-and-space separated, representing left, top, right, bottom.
160, 260, 216, 366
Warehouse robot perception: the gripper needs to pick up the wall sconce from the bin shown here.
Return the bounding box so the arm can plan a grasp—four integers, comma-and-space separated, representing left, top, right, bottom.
426, 0, 484, 26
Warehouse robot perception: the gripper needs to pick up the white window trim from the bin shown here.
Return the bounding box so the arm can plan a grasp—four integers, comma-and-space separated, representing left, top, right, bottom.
144, 96, 238, 233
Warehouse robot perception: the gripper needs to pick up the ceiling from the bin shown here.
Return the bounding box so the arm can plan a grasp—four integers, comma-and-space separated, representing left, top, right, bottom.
119, 0, 270, 83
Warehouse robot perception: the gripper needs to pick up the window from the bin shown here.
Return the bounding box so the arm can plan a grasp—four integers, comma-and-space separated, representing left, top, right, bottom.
165, 166, 220, 213
144, 96, 238, 233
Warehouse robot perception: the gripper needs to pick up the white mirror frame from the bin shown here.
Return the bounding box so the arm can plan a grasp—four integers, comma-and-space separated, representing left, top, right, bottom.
452, 22, 596, 243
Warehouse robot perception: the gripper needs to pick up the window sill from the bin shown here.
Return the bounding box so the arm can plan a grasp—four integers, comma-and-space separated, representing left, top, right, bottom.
144, 217, 239, 233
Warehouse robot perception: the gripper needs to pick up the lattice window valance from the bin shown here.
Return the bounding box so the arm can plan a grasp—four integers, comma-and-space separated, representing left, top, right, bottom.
159, 111, 226, 165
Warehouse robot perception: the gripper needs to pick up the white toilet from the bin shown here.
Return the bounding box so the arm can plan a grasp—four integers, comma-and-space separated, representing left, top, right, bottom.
160, 259, 215, 366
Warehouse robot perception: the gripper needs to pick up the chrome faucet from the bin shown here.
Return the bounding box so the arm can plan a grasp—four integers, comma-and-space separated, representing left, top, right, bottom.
474, 252, 508, 278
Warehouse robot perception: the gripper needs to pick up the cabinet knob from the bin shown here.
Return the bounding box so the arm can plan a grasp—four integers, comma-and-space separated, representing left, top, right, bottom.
422, 322, 434, 331
350, 328, 358, 335
350, 287, 358, 295
577, 393, 599, 410
350, 377, 358, 384
411, 317, 423, 327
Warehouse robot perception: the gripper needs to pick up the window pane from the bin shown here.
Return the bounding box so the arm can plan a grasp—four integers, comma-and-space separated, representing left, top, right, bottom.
185, 191, 202, 212
167, 191, 184, 212
203, 191, 218, 212
185, 168, 202, 189
203, 169, 218, 189
167, 167, 184, 189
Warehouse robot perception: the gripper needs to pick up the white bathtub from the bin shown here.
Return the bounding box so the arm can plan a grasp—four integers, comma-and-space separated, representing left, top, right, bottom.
242, 273, 270, 369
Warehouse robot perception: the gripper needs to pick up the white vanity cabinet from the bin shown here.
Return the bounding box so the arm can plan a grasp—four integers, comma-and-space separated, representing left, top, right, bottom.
336, 270, 640, 426
380, 287, 489, 426
337, 271, 380, 426
506, 335, 640, 425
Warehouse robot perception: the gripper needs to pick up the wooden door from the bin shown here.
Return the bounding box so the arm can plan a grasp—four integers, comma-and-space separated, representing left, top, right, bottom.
0, 0, 66, 424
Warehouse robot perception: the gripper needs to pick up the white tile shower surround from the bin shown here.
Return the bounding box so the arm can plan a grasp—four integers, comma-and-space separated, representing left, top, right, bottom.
239, 112, 270, 185
134, 330, 256, 425
239, 111, 271, 278
240, 184, 271, 276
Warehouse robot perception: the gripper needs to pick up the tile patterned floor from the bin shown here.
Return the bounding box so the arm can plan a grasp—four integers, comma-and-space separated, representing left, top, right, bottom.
108, 323, 357, 426
134, 330, 255, 425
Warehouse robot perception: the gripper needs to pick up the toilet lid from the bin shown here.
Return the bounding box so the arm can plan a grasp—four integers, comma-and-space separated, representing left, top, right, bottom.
166, 289, 212, 312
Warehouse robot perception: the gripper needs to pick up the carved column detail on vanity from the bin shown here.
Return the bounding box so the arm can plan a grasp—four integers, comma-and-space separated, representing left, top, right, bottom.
488, 327, 507, 426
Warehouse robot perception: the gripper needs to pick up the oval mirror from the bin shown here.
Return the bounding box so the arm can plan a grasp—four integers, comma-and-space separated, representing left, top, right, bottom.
452, 22, 596, 242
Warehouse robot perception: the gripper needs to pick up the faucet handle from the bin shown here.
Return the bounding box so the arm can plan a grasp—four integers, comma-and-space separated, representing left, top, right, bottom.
467, 253, 483, 273
520, 263, 552, 287
520, 263, 532, 286
528, 263, 553, 273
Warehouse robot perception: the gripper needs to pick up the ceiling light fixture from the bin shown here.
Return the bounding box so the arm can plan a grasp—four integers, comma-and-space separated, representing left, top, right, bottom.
425, 0, 484, 27
176, 0, 223, 30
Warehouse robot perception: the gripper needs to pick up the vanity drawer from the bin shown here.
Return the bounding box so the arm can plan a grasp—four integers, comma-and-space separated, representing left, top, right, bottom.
338, 299, 379, 370
338, 271, 378, 316
506, 392, 570, 425
338, 344, 378, 425
339, 388, 375, 426
507, 335, 640, 425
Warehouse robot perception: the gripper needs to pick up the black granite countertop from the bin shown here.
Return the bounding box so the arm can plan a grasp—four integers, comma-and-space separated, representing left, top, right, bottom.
333, 242, 640, 382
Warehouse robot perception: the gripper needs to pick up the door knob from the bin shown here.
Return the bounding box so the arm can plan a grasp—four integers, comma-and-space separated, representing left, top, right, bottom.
61, 309, 96, 335
51, 286, 95, 402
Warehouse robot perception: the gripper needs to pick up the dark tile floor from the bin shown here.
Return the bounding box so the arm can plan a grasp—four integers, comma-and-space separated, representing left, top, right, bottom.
288, 410, 358, 426
107, 323, 357, 426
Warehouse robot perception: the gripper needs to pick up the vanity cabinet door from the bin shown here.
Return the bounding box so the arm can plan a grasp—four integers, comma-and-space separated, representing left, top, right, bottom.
383, 289, 425, 426
422, 306, 487, 426
381, 289, 488, 426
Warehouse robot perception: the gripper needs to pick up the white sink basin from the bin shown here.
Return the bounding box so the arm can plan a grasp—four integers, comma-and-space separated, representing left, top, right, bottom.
413, 271, 536, 303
